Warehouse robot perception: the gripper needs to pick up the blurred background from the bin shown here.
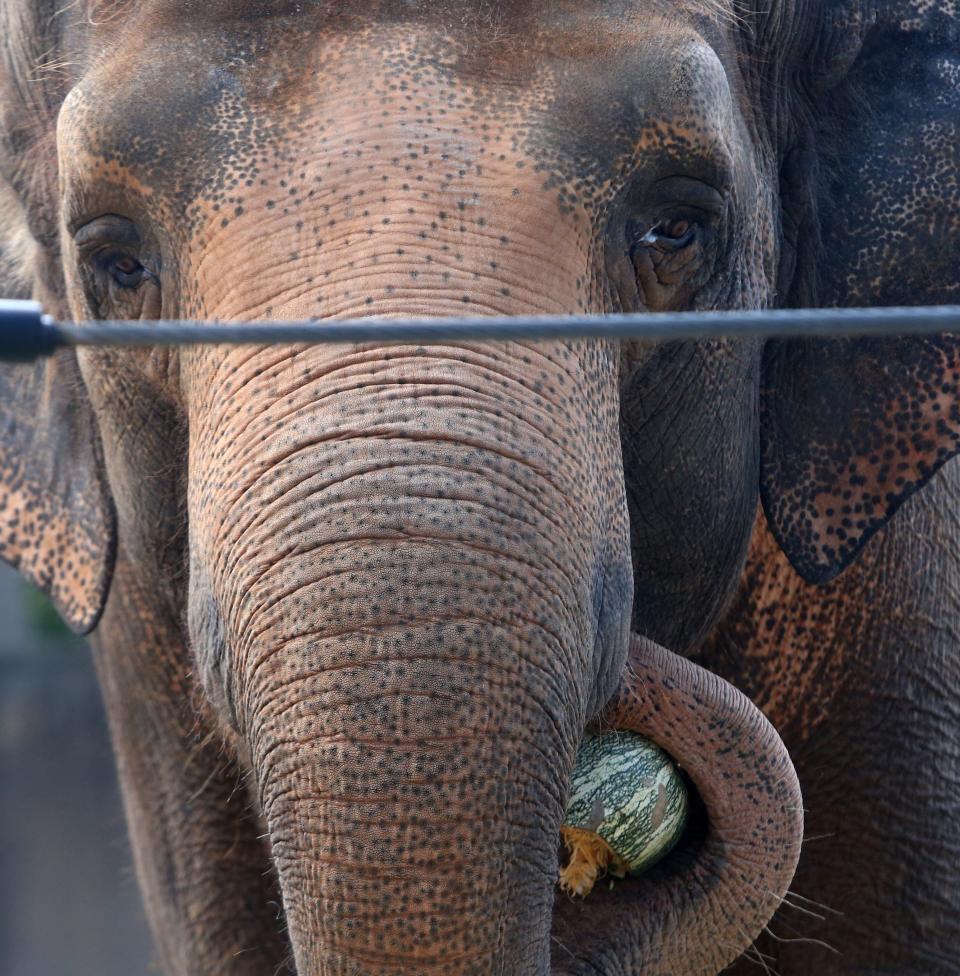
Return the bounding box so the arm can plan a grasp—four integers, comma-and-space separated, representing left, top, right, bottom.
0, 562, 153, 975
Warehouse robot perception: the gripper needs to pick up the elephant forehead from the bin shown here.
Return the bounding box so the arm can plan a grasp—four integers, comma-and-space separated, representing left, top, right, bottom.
57, 1, 737, 225
97, 0, 727, 35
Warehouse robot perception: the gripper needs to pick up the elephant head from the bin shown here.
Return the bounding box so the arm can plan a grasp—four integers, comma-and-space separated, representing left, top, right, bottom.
0, 0, 956, 973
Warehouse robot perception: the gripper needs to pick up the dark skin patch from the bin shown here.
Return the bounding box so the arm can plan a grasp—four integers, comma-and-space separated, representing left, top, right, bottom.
709, 0, 960, 971
762, 335, 960, 583
761, 0, 960, 584
703, 477, 960, 976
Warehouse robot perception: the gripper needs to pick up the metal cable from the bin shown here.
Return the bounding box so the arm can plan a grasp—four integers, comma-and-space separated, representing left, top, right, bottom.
3, 300, 960, 361
57, 306, 960, 344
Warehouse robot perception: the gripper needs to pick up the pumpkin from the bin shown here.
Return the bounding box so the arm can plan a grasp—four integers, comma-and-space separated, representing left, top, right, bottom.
559, 730, 688, 897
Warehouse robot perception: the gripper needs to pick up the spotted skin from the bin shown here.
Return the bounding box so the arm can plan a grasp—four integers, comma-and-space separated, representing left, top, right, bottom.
0, 0, 955, 973
0, 352, 116, 631
762, 335, 960, 583
703, 477, 960, 976
758, 0, 960, 584
706, 0, 960, 970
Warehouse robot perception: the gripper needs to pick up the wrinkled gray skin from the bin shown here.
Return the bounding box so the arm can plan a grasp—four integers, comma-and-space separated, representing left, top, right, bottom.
0, 0, 958, 973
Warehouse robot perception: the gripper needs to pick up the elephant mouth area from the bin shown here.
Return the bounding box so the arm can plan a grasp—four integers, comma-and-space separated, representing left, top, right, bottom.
548, 786, 708, 973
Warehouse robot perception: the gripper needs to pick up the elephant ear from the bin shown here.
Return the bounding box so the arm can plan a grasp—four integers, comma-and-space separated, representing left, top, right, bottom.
0, 357, 116, 633
760, 0, 960, 584
760, 337, 960, 583
0, 192, 116, 634
0, 2, 114, 630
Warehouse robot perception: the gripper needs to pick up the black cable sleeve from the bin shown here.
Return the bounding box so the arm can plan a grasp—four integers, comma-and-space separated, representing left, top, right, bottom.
0, 301, 60, 361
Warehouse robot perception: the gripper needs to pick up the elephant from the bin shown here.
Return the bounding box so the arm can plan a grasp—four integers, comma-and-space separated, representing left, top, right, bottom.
0, 0, 958, 973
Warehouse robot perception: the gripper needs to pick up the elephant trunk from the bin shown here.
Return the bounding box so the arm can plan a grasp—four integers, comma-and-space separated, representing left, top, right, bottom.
185, 342, 631, 974
250, 641, 565, 973
552, 634, 804, 975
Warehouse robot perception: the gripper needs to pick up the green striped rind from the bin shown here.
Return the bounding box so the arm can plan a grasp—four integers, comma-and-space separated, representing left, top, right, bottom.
563, 731, 688, 874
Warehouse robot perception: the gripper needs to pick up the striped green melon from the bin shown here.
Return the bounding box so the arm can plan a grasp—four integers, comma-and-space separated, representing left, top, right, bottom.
559, 731, 688, 896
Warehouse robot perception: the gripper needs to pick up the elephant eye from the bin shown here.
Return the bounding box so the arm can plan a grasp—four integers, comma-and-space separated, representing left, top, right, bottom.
627, 217, 697, 255
105, 253, 151, 289
657, 219, 692, 243
75, 214, 157, 289
73, 215, 161, 318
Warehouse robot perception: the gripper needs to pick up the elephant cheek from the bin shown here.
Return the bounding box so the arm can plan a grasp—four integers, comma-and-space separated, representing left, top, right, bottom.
588, 555, 634, 718
187, 557, 236, 730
